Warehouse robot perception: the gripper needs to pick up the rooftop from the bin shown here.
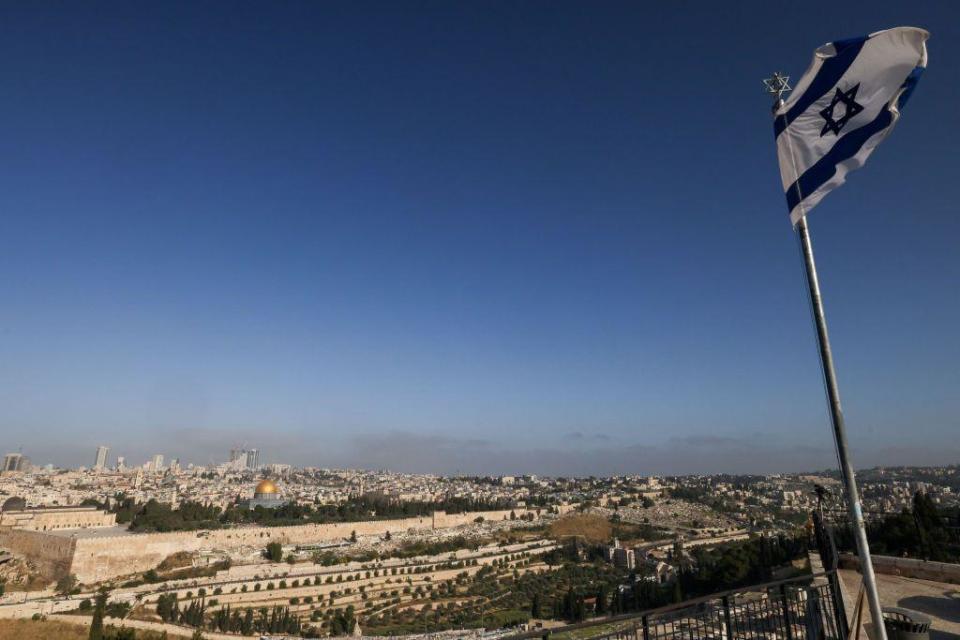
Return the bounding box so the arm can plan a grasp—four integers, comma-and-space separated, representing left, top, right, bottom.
838, 569, 960, 640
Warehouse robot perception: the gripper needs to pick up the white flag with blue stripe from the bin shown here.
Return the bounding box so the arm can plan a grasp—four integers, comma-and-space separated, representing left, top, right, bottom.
775, 27, 928, 225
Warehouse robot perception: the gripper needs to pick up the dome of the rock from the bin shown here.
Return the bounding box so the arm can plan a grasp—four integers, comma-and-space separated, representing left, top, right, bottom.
254, 479, 278, 496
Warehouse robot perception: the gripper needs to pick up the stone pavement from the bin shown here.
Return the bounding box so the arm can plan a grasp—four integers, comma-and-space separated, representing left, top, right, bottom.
839, 569, 960, 640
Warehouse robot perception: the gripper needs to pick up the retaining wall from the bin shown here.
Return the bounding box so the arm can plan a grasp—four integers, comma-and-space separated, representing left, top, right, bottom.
838, 552, 960, 584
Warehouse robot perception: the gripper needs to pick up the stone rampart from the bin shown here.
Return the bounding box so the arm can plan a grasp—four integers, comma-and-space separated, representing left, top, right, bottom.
68, 508, 534, 583
0, 528, 76, 580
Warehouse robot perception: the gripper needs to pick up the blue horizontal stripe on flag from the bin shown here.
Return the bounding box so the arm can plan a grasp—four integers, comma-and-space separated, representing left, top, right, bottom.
785, 107, 894, 212
774, 35, 868, 139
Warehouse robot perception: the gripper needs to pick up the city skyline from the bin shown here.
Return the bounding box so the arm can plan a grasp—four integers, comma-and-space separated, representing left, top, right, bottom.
5, 431, 959, 478
2, 2, 958, 476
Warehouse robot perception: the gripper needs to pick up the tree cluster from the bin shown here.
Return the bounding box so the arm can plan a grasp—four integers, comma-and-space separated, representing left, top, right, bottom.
127, 499, 222, 532
328, 604, 357, 635
111, 491, 517, 532
834, 491, 960, 562
209, 604, 301, 635
158, 592, 300, 637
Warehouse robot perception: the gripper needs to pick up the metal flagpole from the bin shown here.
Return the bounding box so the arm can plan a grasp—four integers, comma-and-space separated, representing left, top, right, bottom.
764, 72, 888, 640
796, 215, 888, 640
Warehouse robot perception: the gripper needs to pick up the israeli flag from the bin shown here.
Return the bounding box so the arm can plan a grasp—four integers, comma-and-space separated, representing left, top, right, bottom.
775, 27, 928, 225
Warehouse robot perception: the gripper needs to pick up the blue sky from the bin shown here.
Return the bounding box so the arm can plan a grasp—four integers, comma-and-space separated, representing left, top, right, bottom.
1, 2, 957, 474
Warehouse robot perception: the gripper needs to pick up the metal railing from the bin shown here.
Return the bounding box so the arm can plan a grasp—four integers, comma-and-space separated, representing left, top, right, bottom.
505, 513, 852, 640
641, 579, 842, 640
506, 569, 847, 640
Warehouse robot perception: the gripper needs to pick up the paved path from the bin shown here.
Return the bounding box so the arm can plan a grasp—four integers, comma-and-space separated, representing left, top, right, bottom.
839, 570, 960, 640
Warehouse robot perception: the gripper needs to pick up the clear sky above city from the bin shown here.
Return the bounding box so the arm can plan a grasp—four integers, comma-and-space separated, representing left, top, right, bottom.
1, 1, 957, 475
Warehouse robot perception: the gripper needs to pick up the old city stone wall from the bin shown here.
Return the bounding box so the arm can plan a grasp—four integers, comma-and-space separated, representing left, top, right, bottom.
70, 515, 430, 583
0, 507, 117, 531
68, 508, 533, 583
0, 528, 76, 580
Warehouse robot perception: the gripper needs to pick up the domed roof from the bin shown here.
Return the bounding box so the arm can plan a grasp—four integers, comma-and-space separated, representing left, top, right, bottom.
2, 496, 26, 512
254, 479, 279, 495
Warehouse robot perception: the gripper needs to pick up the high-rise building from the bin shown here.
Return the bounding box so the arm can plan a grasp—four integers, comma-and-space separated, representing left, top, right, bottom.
94, 446, 110, 470
152, 454, 164, 471
229, 448, 244, 463
2, 453, 29, 473
169, 458, 181, 473
245, 449, 260, 470
2, 453, 19, 472
116, 456, 126, 471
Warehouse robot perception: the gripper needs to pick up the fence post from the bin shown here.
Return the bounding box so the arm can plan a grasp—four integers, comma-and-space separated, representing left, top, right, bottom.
642, 614, 650, 640
828, 571, 849, 640
781, 584, 794, 640
722, 595, 734, 640
805, 586, 824, 640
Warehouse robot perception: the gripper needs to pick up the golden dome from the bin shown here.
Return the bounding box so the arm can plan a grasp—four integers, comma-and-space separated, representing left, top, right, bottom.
254, 479, 279, 495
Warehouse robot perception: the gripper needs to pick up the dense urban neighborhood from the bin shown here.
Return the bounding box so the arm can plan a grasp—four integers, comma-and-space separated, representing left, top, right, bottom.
2, 451, 958, 639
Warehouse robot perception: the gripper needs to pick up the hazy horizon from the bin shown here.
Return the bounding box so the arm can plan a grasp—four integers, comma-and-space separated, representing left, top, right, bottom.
11, 428, 960, 478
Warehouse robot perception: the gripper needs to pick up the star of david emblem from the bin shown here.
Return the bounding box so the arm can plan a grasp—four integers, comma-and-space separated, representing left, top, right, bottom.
819, 84, 864, 136
763, 73, 791, 98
